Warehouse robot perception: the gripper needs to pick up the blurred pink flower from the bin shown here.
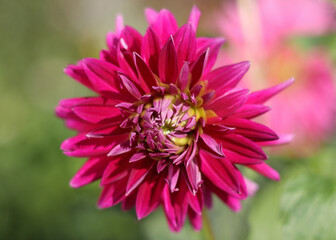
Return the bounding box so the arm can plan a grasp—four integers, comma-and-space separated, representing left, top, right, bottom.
57, 6, 290, 231
215, 0, 336, 156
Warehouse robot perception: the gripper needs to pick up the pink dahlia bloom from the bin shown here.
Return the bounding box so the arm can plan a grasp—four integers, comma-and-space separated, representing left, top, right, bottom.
57, 7, 291, 231
214, 0, 336, 155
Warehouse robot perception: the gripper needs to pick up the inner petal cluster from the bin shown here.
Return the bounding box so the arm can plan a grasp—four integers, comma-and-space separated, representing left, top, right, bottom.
118, 83, 206, 165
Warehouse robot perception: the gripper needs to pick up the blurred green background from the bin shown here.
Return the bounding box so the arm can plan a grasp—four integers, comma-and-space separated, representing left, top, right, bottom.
0, 0, 335, 239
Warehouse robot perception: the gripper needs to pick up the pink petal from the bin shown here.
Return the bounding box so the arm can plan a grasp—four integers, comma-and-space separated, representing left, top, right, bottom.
205, 88, 249, 118
177, 62, 190, 91
133, 52, 158, 93
185, 157, 203, 195
188, 190, 204, 214
150, 9, 178, 43
196, 37, 225, 73
188, 208, 202, 231
231, 104, 271, 119
200, 133, 224, 157
247, 78, 294, 104
64, 63, 93, 91
72, 104, 121, 124
135, 176, 165, 219
118, 73, 143, 99
129, 151, 147, 163
199, 149, 241, 196
126, 160, 155, 196
120, 26, 143, 53
218, 133, 268, 160
258, 134, 294, 147
167, 164, 180, 192
173, 23, 196, 69
159, 36, 178, 84
188, 6, 201, 32
101, 156, 130, 186
61, 134, 125, 157
205, 61, 250, 96
70, 156, 110, 188
141, 27, 161, 75
221, 118, 278, 142
98, 178, 127, 208
190, 49, 208, 87
247, 163, 280, 181
107, 141, 132, 157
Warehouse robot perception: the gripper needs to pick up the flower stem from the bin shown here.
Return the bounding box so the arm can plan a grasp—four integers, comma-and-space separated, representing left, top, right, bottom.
202, 209, 216, 240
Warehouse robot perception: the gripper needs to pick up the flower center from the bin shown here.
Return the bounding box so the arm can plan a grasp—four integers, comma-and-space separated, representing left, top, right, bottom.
120, 84, 207, 161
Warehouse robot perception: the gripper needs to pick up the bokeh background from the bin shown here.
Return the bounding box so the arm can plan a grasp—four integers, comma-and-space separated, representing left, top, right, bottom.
1, 0, 335, 239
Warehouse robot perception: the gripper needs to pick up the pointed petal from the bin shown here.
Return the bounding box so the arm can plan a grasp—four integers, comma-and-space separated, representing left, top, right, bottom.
200, 133, 224, 157
185, 158, 203, 194
205, 61, 250, 96
258, 134, 294, 147
118, 73, 143, 99
188, 6, 201, 32
199, 149, 241, 196
231, 104, 271, 119
205, 88, 249, 118
247, 78, 295, 104
136, 176, 165, 219
107, 140, 132, 157
218, 133, 268, 160
173, 23, 196, 68
221, 118, 279, 142
190, 49, 208, 87
196, 37, 225, 73
129, 151, 147, 163
98, 178, 127, 208
101, 156, 130, 186
126, 160, 155, 196
70, 157, 110, 188
177, 62, 190, 91
141, 27, 161, 75
188, 208, 202, 231
248, 163, 280, 181
159, 36, 178, 84
133, 52, 158, 93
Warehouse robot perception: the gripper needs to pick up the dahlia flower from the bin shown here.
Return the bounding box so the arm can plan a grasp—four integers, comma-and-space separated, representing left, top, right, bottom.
57, 6, 291, 231
214, 0, 336, 155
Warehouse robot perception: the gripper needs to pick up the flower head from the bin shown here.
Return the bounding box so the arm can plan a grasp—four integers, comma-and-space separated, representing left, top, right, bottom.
57, 6, 291, 231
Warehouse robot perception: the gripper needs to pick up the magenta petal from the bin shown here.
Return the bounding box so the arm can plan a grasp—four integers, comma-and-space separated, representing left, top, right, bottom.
223, 149, 264, 165
188, 6, 201, 32
64, 63, 93, 90
70, 157, 110, 188
135, 177, 165, 219
167, 164, 180, 192
101, 156, 130, 186
190, 49, 208, 87
120, 26, 143, 53
205, 61, 250, 96
185, 157, 203, 195
98, 178, 127, 208
129, 151, 147, 163
73, 104, 121, 124
177, 62, 190, 91
221, 118, 279, 142
248, 163, 280, 181
126, 160, 155, 196
159, 36, 178, 84
188, 208, 202, 231
118, 73, 142, 99
199, 149, 241, 196
205, 88, 249, 118
188, 189, 204, 215
196, 37, 225, 73
173, 23, 196, 69
218, 133, 268, 160
151, 9, 178, 43
144, 8, 158, 25
141, 27, 161, 75
258, 134, 294, 147
231, 104, 271, 119
247, 78, 295, 104
107, 141, 132, 157
61, 134, 124, 157
200, 133, 224, 157
133, 52, 158, 93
